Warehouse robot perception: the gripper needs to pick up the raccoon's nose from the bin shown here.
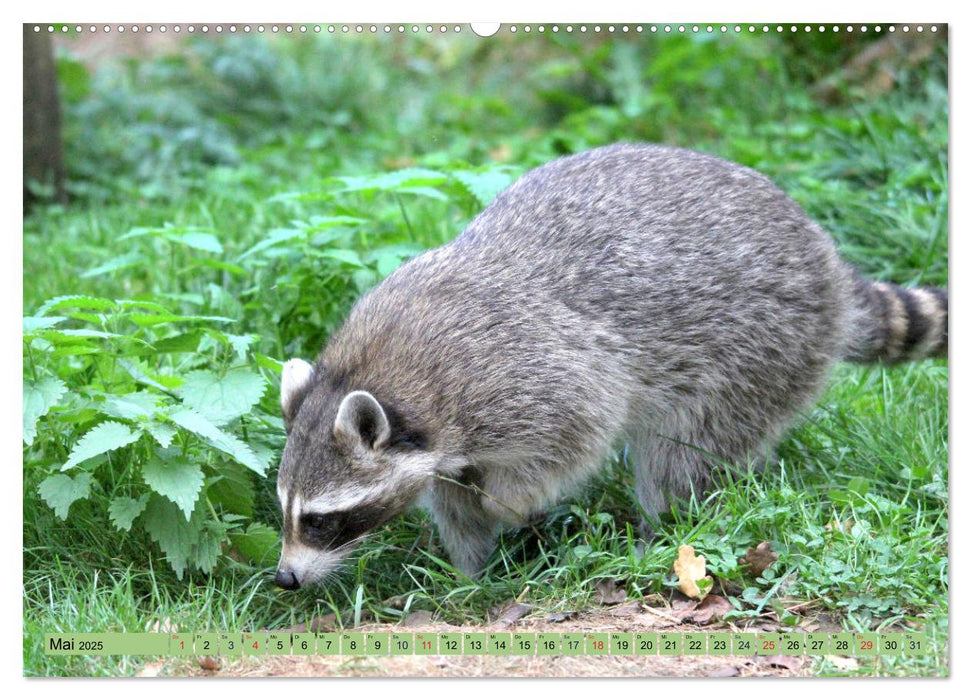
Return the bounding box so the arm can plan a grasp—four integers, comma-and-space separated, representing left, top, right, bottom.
274, 569, 301, 590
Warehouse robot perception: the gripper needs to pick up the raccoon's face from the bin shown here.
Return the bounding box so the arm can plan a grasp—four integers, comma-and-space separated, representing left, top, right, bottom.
273, 359, 435, 590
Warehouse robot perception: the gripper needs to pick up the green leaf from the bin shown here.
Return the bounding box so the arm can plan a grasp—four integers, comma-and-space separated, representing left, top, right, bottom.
99, 392, 159, 421
38, 472, 93, 520
117, 358, 182, 391
108, 494, 150, 531
168, 408, 268, 475
310, 248, 366, 267
208, 464, 256, 517
23, 316, 67, 333
230, 522, 280, 566
178, 368, 267, 425
36, 295, 117, 316
23, 376, 67, 446
237, 227, 305, 261
61, 421, 141, 471
335, 168, 448, 194
165, 231, 223, 254
140, 495, 202, 579
142, 458, 206, 520
152, 331, 204, 354
224, 333, 256, 361
451, 168, 515, 207
81, 251, 146, 279
146, 421, 177, 449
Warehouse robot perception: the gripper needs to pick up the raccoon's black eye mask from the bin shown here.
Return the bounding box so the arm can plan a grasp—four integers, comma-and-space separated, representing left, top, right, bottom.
299, 506, 388, 549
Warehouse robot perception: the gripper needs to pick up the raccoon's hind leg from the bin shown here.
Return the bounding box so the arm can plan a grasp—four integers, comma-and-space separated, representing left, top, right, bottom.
630, 420, 776, 542
426, 471, 499, 577
630, 437, 701, 542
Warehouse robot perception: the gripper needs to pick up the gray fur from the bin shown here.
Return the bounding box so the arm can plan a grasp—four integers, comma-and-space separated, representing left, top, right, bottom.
274, 143, 947, 587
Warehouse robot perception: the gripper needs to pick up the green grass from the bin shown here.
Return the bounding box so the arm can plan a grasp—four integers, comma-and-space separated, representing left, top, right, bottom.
23, 31, 947, 677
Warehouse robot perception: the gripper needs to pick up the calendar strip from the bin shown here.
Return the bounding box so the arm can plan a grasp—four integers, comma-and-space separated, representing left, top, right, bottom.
44, 631, 928, 657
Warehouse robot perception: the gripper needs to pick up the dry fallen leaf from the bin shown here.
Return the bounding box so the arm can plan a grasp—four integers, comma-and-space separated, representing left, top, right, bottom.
673, 544, 712, 601
740, 541, 779, 577
608, 600, 643, 617
400, 610, 435, 628
492, 601, 533, 627
678, 594, 732, 625
594, 578, 627, 606
197, 656, 220, 671
545, 611, 577, 623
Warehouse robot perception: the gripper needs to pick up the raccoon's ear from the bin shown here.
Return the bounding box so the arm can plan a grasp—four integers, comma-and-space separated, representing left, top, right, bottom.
334, 391, 391, 451
281, 359, 315, 427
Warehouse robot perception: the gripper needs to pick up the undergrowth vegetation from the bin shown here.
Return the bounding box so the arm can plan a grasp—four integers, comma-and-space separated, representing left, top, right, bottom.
23, 29, 947, 676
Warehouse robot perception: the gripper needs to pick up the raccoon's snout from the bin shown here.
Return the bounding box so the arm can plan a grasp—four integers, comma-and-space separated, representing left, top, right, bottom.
274, 568, 300, 590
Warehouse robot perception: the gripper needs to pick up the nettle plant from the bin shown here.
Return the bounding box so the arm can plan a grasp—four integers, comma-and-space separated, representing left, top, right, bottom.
23, 294, 282, 578
23, 161, 517, 580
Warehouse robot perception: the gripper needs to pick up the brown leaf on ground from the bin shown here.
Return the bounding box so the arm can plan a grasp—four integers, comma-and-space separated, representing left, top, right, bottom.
401, 610, 436, 628
545, 611, 577, 623
198, 656, 220, 671
677, 594, 733, 625
310, 613, 341, 632
740, 541, 779, 577
673, 545, 712, 600
491, 601, 533, 627
594, 578, 627, 606
608, 601, 643, 617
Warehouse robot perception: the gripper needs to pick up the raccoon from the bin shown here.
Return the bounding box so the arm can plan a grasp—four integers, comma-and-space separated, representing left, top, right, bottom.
273, 143, 947, 590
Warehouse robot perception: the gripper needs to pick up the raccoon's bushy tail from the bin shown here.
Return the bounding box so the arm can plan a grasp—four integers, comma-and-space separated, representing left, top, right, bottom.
845, 274, 948, 363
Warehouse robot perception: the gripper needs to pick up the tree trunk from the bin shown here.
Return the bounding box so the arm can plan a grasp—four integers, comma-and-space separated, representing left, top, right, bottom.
23, 25, 67, 207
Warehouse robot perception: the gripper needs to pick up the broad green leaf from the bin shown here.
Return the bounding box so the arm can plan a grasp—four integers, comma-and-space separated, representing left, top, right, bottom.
39, 329, 120, 344
146, 421, 177, 449
23, 316, 67, 333
451, 169, 515, 207
310, 248, 365, 267
36, 295, 117, 316
61, 421, 141, 471
208, 464, 256, 517
191, 520, 229, 574
254, 353, 284, 374
237, 228, 305, 261
142, 458, 205, 520
335, 168, 448, 194
108, 494, 150, 531
118, 358, 183, 391
165, 231, 223, 254
140, 495, 202, 579
152, 331, 204, 354
168, 408, 268, 475
178, 368, 267, 425
99, 392, 159, 421
38, 472, 93, 520
224, 333, 256, 361
81, 251, 146, 279
128, 313, 236, 327
230, 522, 280, 566
23, 376, 67, 446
